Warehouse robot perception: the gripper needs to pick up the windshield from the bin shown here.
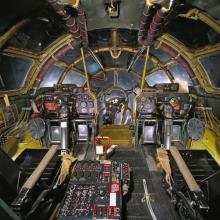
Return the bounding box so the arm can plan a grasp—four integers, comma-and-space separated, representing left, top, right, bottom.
0, 54, 33, 91
199, 53, 220, 88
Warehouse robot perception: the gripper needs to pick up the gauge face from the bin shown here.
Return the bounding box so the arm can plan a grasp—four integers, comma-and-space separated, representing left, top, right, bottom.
81, 102, 87, 108
141, 96, 146, 102
81, 108, 88, 113
88, 101, 94, 108
77, 95, 81, 99
187, 118, 204, 140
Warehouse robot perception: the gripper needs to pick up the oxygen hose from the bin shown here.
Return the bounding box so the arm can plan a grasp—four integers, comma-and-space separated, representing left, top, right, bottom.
142, 179, 158, 220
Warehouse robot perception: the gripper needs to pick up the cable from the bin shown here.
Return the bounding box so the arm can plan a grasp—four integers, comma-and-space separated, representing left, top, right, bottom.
142, 179, 158, 220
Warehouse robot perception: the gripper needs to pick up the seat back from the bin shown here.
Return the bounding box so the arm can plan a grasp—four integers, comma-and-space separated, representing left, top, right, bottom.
99, 125, 132, 146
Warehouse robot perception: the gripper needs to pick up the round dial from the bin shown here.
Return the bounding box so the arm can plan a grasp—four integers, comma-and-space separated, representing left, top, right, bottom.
81, 108, 88, 113
187, 118, 204, 140
88, 101, 94, 108
141, 96, 146, 102
81, 102, 87, 108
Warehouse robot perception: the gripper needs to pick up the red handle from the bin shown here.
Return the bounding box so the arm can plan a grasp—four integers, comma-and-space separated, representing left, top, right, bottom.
95, 136, 111, 149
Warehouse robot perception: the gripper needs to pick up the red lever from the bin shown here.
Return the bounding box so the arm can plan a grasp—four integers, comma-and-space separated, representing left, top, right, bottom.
95, 136, 111, 149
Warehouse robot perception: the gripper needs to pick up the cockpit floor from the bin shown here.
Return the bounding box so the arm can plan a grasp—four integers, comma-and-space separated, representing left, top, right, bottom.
111, 146, 180, 220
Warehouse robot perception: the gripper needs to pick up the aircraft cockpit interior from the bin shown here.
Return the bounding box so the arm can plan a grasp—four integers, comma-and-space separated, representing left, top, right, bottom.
0, 0, 220, 220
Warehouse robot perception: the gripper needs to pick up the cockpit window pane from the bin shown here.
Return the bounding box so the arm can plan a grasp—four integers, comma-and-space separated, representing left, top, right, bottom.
116, 52, 133, 67
150, 47, 172, 63
133, 55, 154, 73
63, 70, 85, 86
59, 47, 81, 65
75, 56, 102, 75
199, 53, 220, 88
118, 72, 139, 90
91, 72, 114, 93
167, 63, 193, 86
97, 52, 114, 68
146, 70, 171, 87
0, 54, 32, 91
40, 65, 63, 87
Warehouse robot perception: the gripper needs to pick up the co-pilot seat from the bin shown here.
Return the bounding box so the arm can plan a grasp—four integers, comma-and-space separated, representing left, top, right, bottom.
99, 107, 133, 146
100, 90, 133, 146
99, 124, 133, 146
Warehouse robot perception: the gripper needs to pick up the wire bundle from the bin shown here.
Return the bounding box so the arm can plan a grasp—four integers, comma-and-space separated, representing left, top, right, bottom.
0, 110, 31, 138
202, 110, 220, 137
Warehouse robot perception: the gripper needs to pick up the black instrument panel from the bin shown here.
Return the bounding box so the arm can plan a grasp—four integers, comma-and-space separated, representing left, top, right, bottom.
136, 91, 191, 117
75, 93, 95, 115
41, 84, 96, 118
136, 92, 157, 115
57, 160, 130, 220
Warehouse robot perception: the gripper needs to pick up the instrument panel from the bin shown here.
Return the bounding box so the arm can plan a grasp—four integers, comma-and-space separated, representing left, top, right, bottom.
136, 91, 191, 118
137, 93, 157, 115
41, 84, 96, 118
57, 160, 130, 220
75, 93, 95, 116
42, 93, 76, 118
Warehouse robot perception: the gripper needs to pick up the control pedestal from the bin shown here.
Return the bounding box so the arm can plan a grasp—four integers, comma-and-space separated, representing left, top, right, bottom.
57, 160, 130, 220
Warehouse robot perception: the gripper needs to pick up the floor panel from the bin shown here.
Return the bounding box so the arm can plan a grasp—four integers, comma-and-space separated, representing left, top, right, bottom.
111, 146, 180, 220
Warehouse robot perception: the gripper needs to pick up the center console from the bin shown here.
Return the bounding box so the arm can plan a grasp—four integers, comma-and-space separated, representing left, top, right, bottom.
57, 160, 130, 220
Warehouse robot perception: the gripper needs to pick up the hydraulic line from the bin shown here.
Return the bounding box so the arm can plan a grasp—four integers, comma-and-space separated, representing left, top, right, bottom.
128, 1, 175, 72
146, 7, 170, 46
138, 2, 155, 46
76, 4, 88, 45
63, 13, 81, 40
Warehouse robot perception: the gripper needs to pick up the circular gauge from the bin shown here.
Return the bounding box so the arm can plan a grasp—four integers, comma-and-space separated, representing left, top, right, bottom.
88, 101, 94, 108
77, 95, 81, 99
84, 95, 88, 99
82, 108, 88, 113
81, 102, 87, 108
141, 96, 146, 102
29, 118, 45, 140
187, 118, 204, 140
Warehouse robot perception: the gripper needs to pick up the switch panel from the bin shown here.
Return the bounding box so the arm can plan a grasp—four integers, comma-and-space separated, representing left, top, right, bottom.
57, 160, 130, 220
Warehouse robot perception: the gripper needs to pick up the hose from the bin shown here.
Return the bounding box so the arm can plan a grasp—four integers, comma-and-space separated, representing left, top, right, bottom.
142, 179, 158, 220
